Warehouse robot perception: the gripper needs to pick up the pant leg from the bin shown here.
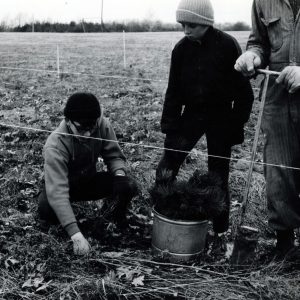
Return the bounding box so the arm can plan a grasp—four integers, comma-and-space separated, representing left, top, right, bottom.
69, 172, 114, 201
206, 122, 232, 233
38, 172, 114, 223
262, 95, 300, 231
38, 189, 59, 224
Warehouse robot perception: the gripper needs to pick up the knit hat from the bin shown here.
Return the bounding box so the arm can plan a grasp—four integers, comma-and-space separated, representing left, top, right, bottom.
64, 92, 101, 122
176, 0, 214, 26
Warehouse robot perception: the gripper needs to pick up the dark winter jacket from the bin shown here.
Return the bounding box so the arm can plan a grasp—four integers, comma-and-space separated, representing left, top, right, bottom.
43, 108, 126, 236
161, 27, 254, 144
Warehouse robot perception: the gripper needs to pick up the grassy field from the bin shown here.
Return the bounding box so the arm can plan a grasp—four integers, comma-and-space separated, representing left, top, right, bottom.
1, 31, 300, 299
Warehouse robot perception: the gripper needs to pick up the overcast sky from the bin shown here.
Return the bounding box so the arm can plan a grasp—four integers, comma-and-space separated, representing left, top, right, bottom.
0, 0, 253, 25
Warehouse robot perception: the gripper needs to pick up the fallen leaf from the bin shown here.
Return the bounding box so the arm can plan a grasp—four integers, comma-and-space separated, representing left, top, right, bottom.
117, 266, 141, 281
33, 277, 44, 288
102, 251, 125, 258
36, 280, 52, 292
132, 275, 144, 287
5, 257, 19, 269
22, 278, 33, 288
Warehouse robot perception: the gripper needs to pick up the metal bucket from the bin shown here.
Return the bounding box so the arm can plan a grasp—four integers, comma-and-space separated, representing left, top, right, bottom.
152, 209, 208, 262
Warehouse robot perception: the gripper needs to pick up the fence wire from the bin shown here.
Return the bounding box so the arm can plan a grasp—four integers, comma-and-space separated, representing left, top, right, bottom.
1, 122, 299, 172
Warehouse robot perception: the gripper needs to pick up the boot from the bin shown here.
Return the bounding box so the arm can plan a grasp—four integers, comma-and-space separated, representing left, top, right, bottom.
213, 189, 230, 233
275, 229, 295, 257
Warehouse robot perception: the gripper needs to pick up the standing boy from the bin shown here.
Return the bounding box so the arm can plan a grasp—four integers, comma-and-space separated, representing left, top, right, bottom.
156, 0, 254, 235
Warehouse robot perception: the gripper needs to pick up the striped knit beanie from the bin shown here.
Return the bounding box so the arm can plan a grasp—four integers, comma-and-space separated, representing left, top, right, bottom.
176, 0, 214, 26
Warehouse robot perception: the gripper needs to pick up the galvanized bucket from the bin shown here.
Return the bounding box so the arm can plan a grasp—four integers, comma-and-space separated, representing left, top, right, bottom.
152, 209, 208, 262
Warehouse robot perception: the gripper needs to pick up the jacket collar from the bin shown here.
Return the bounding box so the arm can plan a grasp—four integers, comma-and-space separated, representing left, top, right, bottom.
185, 26, 215, 47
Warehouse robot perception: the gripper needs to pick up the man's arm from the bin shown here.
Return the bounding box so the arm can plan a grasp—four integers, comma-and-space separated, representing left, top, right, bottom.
246, 0, 270, 67
235, 0, 270, 77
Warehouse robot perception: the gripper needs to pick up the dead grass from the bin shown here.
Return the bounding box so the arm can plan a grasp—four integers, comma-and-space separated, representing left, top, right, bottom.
1, 31, 299, 300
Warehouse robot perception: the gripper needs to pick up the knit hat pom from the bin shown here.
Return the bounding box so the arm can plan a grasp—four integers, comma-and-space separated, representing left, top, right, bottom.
64, 92, 101, 121
176, 0, 214, 26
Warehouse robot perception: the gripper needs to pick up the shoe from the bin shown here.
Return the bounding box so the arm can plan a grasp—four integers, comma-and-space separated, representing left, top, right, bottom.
208, 233, 228, 258
212, 189, 230, 233
276, 230, 294, 252
274, 229, 295, 259
115, 216, 130, 232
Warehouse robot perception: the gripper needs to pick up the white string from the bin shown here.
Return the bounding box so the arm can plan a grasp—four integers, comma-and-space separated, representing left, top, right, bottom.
0, 66, 167, 83
1, 121, 300, 172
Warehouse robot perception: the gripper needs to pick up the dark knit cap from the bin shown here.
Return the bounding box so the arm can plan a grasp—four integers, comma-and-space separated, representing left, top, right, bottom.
64, 92, 101, 121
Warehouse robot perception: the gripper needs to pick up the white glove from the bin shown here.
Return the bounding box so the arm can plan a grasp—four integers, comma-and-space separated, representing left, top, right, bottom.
276, 66, 300, 94
234, 51, 262, 77
71, 232, 91, 256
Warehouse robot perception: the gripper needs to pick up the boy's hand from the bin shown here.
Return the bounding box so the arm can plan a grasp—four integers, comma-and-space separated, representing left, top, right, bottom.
71, 232, 91, 256
276, 66, 300, 94
113, 176, 138, 198
234, 51, 262, 77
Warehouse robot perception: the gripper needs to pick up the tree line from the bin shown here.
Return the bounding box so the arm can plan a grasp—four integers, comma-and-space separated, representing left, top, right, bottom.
0, 20, 251, 33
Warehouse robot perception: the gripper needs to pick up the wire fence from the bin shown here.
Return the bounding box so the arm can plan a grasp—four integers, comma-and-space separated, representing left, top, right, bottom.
0, 66, 168, 83
0, 121, 299, 172
0, 31, 278, 172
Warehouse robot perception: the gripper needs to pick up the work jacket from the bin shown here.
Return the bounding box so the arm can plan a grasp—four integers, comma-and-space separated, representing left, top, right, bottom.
248, 0, 300, 72
161, 27, 254, 137
247, 0, 300, 105
43, 108, 126, 235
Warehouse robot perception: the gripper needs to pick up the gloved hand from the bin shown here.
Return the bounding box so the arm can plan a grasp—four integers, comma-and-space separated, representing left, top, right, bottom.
71, 232, 91, 256
113, 175, 138, 199
234, 51, 262, 77
276, 66, 300, 94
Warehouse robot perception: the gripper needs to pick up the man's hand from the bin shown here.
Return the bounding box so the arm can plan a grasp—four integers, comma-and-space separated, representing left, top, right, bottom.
234, 51, 262, 77
71, 232, 91, 256
276, 66, 300, 94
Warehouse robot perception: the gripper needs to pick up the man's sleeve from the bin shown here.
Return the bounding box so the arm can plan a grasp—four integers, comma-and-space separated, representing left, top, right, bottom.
247, 0, 270, 67
44, 147, 80, 236
161, 48, 183, 134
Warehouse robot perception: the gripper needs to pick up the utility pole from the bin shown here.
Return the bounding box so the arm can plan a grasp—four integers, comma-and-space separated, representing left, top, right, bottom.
81, 19, 86, 32
100, 0, 105, 32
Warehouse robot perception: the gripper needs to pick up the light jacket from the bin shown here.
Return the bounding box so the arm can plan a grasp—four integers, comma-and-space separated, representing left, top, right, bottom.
43, 108, 126, 236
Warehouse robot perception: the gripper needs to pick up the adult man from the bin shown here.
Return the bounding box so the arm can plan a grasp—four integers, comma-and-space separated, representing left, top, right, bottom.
156, 0, 254, 236
38, 92, 138, 255
235, 0, 300, 256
